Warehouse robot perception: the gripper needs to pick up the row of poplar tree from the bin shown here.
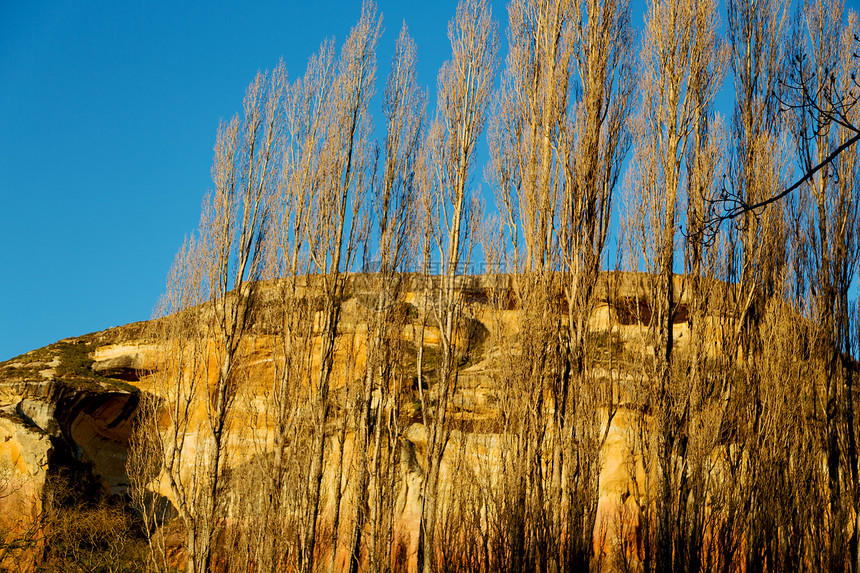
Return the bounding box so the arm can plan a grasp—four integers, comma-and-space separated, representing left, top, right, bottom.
127, 0, 860, 571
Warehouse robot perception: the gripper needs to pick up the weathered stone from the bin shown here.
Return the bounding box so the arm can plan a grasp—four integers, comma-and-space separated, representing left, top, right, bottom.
0, 272, 742, 571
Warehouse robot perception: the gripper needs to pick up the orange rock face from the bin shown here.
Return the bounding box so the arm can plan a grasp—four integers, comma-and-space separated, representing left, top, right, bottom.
0, 273, 733, 571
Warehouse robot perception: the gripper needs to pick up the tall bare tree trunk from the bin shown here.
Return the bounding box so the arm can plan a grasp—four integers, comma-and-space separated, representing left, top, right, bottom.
139, 65, 283, 573
347, 22, 425, 573
624, 0, 726, 568
418, 3, 498, 571
300, 7, 380, 572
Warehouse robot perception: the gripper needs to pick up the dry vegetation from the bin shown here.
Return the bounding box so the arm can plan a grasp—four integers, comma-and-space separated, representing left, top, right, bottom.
3, 0, 860, 572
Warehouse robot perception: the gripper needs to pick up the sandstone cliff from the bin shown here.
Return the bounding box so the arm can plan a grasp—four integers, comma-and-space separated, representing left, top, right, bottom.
0, 272, 738, 571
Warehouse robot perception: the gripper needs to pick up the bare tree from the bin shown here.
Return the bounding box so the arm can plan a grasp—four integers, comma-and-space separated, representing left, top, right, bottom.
623, 0, 727, 569
698, 1, 793, 569
487, 1, 575, 568
486, 0, 635, 569
136, 62, 284, 573
725, 0, 791, 361
785, 3, 860, 570
347, 21, 425, 573
128, 391, 171, 573
121, 2, 860, 571
418, 2, 498, 571
297, 5, 380, 572
702, 3, 860, 229
554, 2, 635, 569
222, 35, 340, 573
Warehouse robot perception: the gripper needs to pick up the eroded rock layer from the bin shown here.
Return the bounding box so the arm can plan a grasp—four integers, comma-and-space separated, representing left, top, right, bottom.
0, 272, 725, 571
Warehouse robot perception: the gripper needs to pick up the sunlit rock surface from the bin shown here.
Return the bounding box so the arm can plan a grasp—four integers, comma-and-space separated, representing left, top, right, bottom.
0, 272, 728, 571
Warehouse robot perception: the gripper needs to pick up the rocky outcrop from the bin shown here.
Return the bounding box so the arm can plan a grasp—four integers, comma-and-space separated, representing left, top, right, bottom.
91, 343, 157, 381
0, 409, 51, 514
6, 383, 136, 483
0, 410, 52, 570
0, 335, 146, 557
0, 272, 741, 570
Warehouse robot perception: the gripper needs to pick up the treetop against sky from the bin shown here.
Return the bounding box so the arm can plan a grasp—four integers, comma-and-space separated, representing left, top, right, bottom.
0, 0, 517, 360
1, 0, 854, 361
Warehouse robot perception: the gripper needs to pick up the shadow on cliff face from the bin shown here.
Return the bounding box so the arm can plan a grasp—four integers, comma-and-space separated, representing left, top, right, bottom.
47, 388, 139, 497
39, 386, 170, 518
36, 386, 179, 570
